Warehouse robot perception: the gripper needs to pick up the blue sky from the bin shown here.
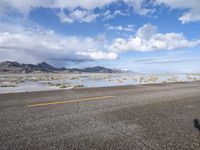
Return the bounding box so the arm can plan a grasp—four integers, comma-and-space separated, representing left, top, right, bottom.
0, 0, 200, 73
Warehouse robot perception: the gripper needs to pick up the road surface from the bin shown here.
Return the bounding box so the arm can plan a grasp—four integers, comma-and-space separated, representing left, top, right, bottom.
0, 81, 200, 149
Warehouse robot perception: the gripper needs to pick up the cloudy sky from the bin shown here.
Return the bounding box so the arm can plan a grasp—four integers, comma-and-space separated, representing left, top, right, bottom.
0, 0, 200, 73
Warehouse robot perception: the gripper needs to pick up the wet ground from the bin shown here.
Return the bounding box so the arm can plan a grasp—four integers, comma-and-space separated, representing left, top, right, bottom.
0, 73, 199, 93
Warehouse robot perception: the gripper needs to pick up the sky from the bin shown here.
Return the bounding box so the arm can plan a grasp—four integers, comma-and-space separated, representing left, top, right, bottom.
0, 0, 200, 73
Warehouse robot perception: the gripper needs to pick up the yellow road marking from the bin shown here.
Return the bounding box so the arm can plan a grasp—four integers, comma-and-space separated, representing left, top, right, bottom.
27, 96, 116, 108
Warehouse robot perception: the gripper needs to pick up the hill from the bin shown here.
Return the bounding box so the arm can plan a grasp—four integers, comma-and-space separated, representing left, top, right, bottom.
0, 61, 122, 74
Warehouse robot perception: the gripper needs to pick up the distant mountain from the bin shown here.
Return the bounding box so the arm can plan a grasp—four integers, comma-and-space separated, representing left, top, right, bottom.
0, 61, 66, 73
0, 61, 123, 73
83, 66, 120, 73
37, 62, 66, 72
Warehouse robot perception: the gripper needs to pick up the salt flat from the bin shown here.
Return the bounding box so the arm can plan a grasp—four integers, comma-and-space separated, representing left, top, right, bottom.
0, 73, 199, 93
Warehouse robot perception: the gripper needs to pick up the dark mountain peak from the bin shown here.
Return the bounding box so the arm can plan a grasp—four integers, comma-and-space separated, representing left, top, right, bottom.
37, 62, 55, 72
0, 61, 123, 74
92, 66, 105, 69
38, 62, 50, 66
83, 66, 119, 73
38, 62, 66, 71
1, 61, 21, 67
0, 61, 54, 73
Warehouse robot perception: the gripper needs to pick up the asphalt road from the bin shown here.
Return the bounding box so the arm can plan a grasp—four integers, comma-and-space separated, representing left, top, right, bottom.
0, 81, 200, 150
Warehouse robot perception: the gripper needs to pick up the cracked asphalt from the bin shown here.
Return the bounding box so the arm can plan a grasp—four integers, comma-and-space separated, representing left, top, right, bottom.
0, 81, 200, 149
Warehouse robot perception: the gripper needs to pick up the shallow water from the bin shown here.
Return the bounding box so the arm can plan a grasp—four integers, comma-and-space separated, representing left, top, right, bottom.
0, 73, 199, 94
0, 82, 58, 93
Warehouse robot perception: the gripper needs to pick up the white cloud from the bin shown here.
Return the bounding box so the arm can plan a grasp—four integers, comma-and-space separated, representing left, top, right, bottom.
102, 10, 116, 20
0, 24, 117, 63
76, 51, 118, 60
102, 10, 130, 20
179, 11, 200, 24
0, 0, 149, 12
52, 0, 116, 10
1, 0, 112, 15
57, 9, 99, 23
114, 10, 129, 16
108, 24, 200, 52
133, 56, 195, 64
0, 0, 151, 21
154, 0, 200, 23
124, 0, 152, 15
3, 0, 200, 23
105, 24, 135, 32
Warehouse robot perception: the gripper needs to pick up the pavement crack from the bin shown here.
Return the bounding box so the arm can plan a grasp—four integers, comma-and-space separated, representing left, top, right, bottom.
76, 102, 80, 114
87, 114, 155, 150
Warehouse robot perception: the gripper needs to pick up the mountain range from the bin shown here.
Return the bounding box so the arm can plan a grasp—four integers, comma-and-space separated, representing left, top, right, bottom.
0, 61, 123, 74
